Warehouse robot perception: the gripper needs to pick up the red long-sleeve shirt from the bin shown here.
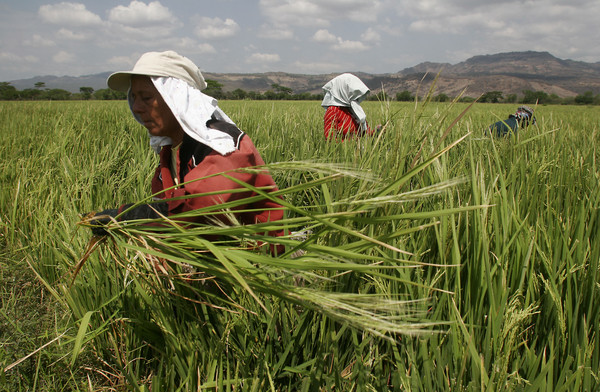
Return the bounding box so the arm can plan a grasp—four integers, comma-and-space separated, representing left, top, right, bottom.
151, 132, 283, 228
323, 106, 374, 140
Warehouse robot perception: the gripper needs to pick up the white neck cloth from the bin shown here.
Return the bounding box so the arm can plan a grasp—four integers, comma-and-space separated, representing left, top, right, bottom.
128, 76, 236, 155
321, 73, 370, 130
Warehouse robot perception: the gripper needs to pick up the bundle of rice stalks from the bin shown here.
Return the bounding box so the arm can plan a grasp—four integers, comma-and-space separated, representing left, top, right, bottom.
74, 154, 471, 339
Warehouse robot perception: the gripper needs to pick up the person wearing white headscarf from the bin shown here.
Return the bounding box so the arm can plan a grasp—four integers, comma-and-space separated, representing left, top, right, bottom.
89, 51, 283, 242
321, 73, 377, 139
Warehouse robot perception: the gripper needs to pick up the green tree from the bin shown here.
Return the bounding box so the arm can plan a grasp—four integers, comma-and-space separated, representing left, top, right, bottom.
34, 81, 46, 89
522, 90, 548, 104
293, 92, 313, 100
271, 83, 293, 96
263, 90, 278, 100
480, 91, 503, 103
79, 87, 94, 100
20, 88, 43, 100
396, 90, 414, 102
229, 88, 248, 100
204, 79, 224, 99
93, 88, 126, 100
574, 91, 594, 105
247, 91, 262, 100
547, 93, 562, 104
504, 94, 518, 103
0, 82, 18, 100
434, 93, 450, 102
43, 88, 71, 100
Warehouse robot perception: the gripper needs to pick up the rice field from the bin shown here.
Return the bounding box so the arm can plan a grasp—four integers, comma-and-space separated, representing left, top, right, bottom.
0, 97, 599, 391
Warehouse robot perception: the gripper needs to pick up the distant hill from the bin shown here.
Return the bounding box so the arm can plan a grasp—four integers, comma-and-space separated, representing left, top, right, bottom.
394, 51, 600, 98
9, 72, 114, 94
7, 51, 600, 98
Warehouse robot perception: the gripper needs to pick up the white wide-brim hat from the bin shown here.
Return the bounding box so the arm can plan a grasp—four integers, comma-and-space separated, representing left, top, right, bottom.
107, 50, 207, 92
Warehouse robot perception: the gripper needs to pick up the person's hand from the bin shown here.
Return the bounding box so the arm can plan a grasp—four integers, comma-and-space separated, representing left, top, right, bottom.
84, 208, 119, 236
80, 203, 168, 236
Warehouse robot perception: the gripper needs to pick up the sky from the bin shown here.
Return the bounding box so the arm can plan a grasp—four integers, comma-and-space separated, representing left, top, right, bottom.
1, 0, 599, 82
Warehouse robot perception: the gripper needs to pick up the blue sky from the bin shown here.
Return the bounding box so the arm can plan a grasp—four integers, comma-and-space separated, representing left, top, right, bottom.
1, 0, 599, 81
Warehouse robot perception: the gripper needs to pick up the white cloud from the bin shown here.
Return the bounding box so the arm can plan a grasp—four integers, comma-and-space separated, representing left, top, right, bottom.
334, 39, 368, 52
53, 50, 76, 63
56, 28, 88, 41
259, 0, 329, 26
388, 0, 600, 66
195, 43, 217, 54
409, 11, 504, 34
313, 29, 337, 44
0, 52, 40, 79
38, 2, 103, 27
335, 0, 384, 23
0, 52, 38, 63
361, 27, 381, 42
107, 55, 137, 68
313, 29, 369, 51
165, 37, 217, 54
246, 53, 281, 64
194, 17, 240, 39
24, 34, 56, 47
108, 1, 177, 27
104, 1, 181, 42
397, 0, 597, 41
290, 60, 343, 74
105, 25, 177, 42
259, 0, 383, 27
257, 24, 294, 40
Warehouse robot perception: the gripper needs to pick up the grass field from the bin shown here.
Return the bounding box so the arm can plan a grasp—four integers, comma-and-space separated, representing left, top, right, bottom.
0, 97, 599, 391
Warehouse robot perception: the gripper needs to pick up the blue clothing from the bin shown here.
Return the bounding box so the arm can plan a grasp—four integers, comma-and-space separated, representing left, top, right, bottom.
488, 115, 519, 137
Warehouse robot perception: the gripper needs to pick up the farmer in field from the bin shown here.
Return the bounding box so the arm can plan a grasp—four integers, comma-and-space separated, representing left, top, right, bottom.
88, 50, 283, 240
321, 73, 380, 139
486, 105, 536, 137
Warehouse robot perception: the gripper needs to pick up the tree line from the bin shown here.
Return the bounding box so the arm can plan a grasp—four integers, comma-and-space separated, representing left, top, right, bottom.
2, 80, 599, 105
0, 82, 127, 101
391, 89, 600, 105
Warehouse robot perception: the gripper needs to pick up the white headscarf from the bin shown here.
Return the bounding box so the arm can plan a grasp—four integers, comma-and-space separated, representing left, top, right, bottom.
321, 73, 370, 130
127, 76, 237, 155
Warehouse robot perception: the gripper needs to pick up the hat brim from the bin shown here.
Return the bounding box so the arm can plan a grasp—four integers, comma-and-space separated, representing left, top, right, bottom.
517, 106, 534, 116
106, 71, 139, 92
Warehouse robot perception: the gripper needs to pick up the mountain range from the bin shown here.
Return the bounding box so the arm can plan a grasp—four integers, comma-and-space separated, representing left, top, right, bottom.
8, 51, 600, 98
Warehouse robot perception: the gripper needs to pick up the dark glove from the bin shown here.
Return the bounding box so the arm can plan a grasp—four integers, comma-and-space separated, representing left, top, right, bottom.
86, 202, 169, 236
89, 208, 119, 236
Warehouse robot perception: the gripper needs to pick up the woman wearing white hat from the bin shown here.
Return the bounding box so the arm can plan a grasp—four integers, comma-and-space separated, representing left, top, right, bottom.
89, 51, 283, 240
321, 73, 379, 140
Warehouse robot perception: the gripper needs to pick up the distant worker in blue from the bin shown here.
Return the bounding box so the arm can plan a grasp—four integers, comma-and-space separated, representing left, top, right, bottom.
487, 105, 536, 137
